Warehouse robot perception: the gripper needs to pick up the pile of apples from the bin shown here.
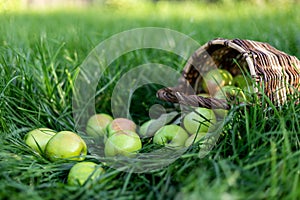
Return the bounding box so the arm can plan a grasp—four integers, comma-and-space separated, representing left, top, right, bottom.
23, 110, 216, 186
85, 111, 216, 156
198, 68, 252, 117
24, 128, 101, 186
23, 68, 250, 186
200, 68, 250, 102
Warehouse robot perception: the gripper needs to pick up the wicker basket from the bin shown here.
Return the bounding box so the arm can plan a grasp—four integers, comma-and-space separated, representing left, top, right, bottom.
157, 38, 300, 109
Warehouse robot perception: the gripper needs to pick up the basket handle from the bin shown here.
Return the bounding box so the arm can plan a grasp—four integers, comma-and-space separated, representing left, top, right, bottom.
157, 88, 230, 110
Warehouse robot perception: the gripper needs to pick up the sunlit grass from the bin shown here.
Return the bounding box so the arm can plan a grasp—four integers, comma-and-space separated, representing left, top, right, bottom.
0, 1, 300, 199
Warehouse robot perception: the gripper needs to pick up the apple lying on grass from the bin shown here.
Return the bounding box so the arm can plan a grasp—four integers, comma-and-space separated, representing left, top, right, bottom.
104, 130, 142, 157
139, 111, 179, 138
184, 132, 207, 147
139, 119, 156, 137
45, 131, 87, 161
183, 107, 216, 135
153, 124, 189, 148
86, 113, 113, 140
107, 118, 137, 137
67, 161, 105, 186
24, 128, 57, 154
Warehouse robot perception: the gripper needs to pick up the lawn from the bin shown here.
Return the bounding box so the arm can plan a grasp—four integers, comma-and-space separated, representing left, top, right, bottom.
0, 1, 300, 199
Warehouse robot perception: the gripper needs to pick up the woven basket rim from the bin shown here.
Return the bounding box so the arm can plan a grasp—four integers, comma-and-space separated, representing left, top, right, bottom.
200, 38, 257, 76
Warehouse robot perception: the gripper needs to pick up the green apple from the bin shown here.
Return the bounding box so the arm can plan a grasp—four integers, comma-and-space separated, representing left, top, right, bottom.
139, 119, 156, 137
185, 132, 206, 147
107, 118, 137, 137
197, 93, 211, 97
67, 161, 105, 186
183, 107, 216, 134
45, 131, 87, 161
139, 119, 165, 138
24, 128, 57, 154
214, 85, 246, 104
232, 74, 252, 90
139, 111, 179, 138
86, 113, 113, 140
232, 75, 256, 100
202, 69, 233, 95
213, 109, 229, 119
219, 69, 233, 86
104, 130, 142, 157
153, 124, 189, 148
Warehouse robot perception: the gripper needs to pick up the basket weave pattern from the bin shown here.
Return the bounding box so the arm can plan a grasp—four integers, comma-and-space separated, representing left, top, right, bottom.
157, 38, 300, 109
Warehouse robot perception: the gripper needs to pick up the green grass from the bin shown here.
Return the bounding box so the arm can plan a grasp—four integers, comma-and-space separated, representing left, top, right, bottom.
1, 1, 300, 199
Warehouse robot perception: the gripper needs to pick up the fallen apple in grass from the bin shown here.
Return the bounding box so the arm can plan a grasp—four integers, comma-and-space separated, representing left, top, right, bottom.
139, 119, 156, 137
86, 113, 113, 140
185, 132, 207, 147
153, 124, 189, 148
107, 118, 137, 137
24, 128, 57, 154
67, 161, 105, 186
183, 107, 216, 134
45, 131, 87, 161
104, 130, 142, 157
139, 111, 179, 138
